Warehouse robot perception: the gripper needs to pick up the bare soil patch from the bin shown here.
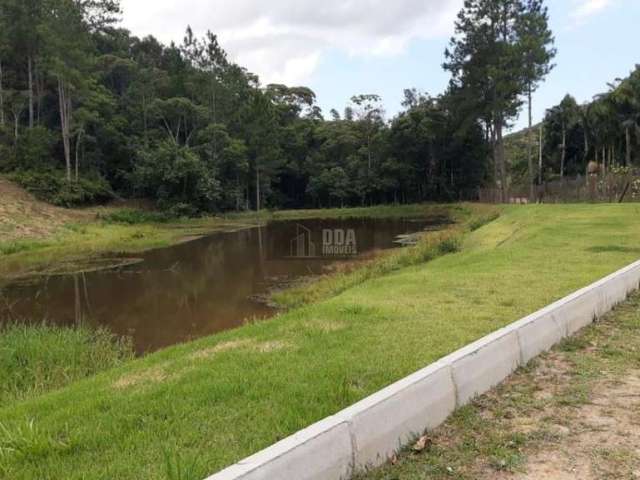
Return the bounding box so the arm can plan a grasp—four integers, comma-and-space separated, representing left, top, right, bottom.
0, 177, 93, 241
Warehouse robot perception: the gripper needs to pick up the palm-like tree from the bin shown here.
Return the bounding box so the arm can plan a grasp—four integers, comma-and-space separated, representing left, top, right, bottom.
609, 72, 640, 167
547, 94, 578, 178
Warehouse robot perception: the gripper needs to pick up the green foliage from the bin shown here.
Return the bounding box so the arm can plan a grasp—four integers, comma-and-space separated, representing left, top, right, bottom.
0, 323, 133, 404
444, 0, 555, 197
0, 127, 57, 172
100, 209, 173, 224
130, 140, 221, 214
0, 0, 505, 214
437, 236, 461, 254
9, 170, 114, 207
15, 127, 57, 169
0, 0, 636, 210
540, 66, 640, 179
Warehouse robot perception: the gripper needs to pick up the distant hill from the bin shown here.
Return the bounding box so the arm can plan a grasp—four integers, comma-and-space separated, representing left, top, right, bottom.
504, 124, 543, 184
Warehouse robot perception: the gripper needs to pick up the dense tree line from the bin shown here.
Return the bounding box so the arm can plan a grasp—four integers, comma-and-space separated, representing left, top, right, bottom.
0, 0, 556, 212
539, 67, 640, 180
504, 65, 640, 190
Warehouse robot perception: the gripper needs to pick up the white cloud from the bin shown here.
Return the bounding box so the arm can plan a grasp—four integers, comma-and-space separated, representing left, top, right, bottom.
571, 0, 615, 23
120, 0, 462, 86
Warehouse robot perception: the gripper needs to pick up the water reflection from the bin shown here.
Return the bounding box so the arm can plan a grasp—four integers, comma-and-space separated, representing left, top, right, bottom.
0, 217, 445, 353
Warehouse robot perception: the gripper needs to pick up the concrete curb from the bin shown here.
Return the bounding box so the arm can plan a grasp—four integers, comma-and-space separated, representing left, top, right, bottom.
206, 259, 640, 480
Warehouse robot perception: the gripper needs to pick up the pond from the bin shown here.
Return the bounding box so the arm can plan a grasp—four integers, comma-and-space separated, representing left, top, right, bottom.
0, 216, 448, 354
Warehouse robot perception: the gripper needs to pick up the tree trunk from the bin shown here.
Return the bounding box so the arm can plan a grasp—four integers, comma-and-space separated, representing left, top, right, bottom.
626, 126, 632, 167
560, 123, 566, 178
491, 121, 498, 200
527, 85, 534, 200
609, 145, 613, 170
36, 65, 42, 124
211, 75, 217, 161
496, 116, 507, 203
427, 140, 436, 193
235, 172, 241, 211
142, 91, 148, 145
367, 132, 372, 172
27, 55, 34, 128
0, 59, 4, 127
255, 167, 261, 212
583, 128, 589, 164
75, 129, 84, 182
538, 124, 543, 186
58, 76, 72, 182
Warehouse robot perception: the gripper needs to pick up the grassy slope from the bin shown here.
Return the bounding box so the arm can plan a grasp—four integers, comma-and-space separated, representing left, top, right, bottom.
1, 204, 640, 479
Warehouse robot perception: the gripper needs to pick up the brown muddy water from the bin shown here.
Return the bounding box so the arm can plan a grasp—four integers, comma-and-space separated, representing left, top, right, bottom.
0, 217, 446, 354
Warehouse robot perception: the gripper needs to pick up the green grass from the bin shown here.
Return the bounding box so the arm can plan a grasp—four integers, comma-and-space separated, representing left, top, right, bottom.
236, 203, 458, 221
272, 205, 491, 309
0, 324, 133, 405
0, 240, 50, 256
1, 204, 640, 479
0, 222, 182, 280
98, 209, 175, 225
356, 283, 640, 480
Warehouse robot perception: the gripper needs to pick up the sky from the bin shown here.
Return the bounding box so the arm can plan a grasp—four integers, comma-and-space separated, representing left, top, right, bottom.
119, 0, 639, 130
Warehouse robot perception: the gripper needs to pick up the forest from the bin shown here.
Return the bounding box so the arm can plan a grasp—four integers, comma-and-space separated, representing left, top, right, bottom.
0, 0, 637, 214
506, 68, 640, 190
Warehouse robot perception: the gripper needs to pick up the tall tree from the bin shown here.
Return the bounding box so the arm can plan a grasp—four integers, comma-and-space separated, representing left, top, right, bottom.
0, 0, 520, 213
444, 0, 526, 202
0, 2, 6, 128
242, 88, 281, 211
43, 0, 89, 180
611, 75, 639, 167
350, 94, 384, 202
517, 0, 555, 198
42, 0, 121, 181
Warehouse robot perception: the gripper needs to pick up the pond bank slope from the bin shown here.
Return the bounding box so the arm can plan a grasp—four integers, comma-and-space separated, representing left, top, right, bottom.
1, 204, 639, 480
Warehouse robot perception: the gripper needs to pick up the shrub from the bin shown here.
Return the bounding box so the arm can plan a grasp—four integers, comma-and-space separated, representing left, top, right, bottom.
15, 127, 57, 169
437, 236, 461, 254
165, 202, 199, 218
100, 209, 173, 225
130, 140, 221, 215
8, 170, 114, 207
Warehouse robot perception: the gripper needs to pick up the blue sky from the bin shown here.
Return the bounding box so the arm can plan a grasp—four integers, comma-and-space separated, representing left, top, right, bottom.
121, 0, 639, 130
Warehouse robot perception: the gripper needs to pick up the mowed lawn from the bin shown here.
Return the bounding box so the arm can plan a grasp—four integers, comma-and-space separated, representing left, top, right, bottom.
1, 204, 640, 479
